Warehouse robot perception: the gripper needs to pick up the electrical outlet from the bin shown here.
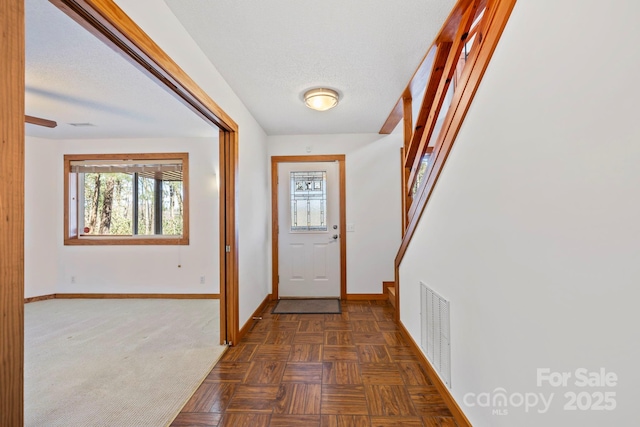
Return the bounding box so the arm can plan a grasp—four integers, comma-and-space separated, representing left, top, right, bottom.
200, 276, 205, 284
70, 276, 76, 284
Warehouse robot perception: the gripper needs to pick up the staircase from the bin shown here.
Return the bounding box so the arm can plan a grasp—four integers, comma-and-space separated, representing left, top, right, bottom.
384, 281, 396, 309
387, 286, 396, 308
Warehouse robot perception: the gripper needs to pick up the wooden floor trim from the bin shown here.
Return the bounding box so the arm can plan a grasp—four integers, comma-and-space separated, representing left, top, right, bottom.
25, 293, 220, 302
24, 294, 56, 304
398, 319, 472, 427
236, 294, 272, 345
345, 293, 387, 301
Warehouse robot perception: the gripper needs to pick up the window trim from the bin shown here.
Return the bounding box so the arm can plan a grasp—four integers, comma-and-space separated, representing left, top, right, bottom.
64, 152, 189, 245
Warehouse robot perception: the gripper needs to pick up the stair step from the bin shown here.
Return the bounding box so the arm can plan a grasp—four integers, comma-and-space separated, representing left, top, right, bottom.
387, 286, 396, 308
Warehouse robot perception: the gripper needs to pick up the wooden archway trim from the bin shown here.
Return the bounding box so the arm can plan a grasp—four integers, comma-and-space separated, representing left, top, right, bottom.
1, 2, 25, 425
50, 0, 237, 132
49, 0, 240, 346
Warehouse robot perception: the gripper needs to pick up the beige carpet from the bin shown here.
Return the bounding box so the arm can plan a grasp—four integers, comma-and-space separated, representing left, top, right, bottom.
25, 299, 226, 427
272, 298, 342, 314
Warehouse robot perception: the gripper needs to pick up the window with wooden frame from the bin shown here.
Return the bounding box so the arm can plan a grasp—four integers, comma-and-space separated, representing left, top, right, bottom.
64, 153, 189, 245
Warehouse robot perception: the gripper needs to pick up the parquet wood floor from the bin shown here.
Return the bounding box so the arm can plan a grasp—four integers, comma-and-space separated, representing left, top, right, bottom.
172, 300, 457, 427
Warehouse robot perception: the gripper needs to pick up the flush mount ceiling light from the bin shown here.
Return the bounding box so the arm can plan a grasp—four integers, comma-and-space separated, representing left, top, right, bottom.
303, 88, 339, 111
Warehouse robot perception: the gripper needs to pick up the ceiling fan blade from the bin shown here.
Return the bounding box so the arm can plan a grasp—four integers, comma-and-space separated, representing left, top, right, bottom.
25, 115, 57, 128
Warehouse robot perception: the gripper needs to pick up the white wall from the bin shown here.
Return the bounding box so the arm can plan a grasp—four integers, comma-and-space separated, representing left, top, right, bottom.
24, 136, 220, 297
25, 136, 59, 297
268, 133, 402, 294
115, 0, 271, 325
399, 0, 639, 426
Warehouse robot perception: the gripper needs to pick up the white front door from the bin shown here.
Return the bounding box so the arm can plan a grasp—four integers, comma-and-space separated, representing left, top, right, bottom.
277, 161, 341, 297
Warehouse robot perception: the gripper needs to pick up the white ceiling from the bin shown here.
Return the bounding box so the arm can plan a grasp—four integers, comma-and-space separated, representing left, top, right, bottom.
24, 0, 215, 140
25, 0, 455, 139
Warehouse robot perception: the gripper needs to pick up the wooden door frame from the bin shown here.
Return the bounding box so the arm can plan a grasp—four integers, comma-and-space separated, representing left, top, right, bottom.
3, 1, 241, 419
49, 0, 240, 346
271, 155, 347, 300
1, 1, 25, 424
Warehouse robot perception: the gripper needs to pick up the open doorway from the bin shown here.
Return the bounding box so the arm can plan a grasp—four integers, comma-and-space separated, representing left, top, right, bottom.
4, 1, 242, 423
46, 0, 240, 345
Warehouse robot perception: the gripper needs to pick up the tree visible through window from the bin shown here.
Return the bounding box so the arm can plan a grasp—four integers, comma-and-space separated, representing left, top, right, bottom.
64, 153, 189, 245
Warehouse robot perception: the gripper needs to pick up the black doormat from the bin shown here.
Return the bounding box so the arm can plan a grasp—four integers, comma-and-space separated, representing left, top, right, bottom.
272, 298, 341, 314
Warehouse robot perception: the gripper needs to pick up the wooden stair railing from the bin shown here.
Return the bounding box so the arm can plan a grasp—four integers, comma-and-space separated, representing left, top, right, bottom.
382, 0, 517, 317
380, 1, 518, 426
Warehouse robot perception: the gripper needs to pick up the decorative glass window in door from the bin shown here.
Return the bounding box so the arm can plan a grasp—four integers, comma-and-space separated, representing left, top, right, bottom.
290, 171, 327, 231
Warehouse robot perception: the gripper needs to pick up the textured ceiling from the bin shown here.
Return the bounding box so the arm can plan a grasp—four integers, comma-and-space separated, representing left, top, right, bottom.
165, 0, 455, 135
25, 0, 215, 140
25, 0, 455, 139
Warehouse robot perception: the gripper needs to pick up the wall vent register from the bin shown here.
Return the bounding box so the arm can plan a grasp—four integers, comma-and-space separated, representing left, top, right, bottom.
421, 281, 451, 387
